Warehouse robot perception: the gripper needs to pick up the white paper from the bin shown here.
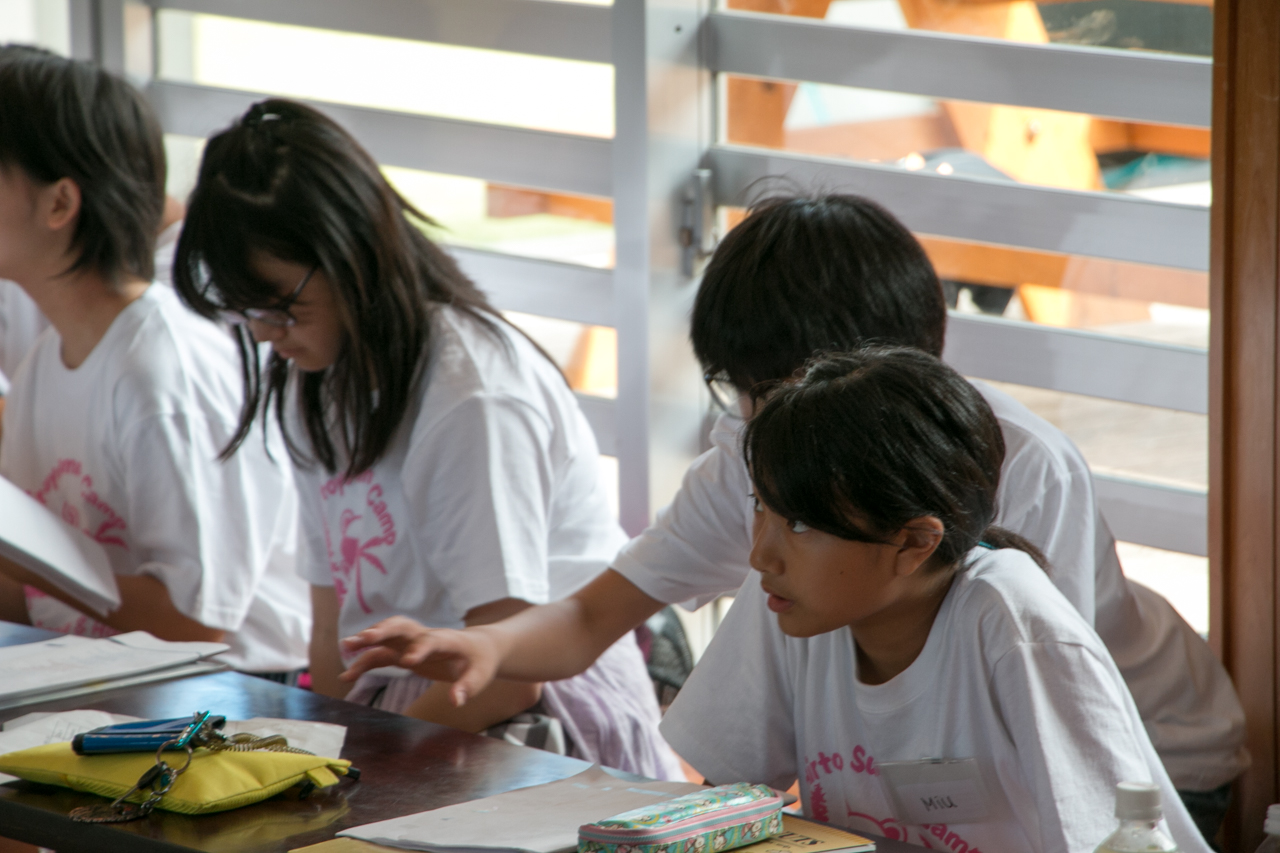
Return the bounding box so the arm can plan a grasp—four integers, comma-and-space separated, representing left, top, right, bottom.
109, 631, 229, 659
340, 766, 701, 853
893, 779, 988, 825
222, 718, 347, 759
879, 757, 992, 826
0, 473, 118, 614
0, 632, 230, 703
0, 709, 142, 783
2, 710, 141, 732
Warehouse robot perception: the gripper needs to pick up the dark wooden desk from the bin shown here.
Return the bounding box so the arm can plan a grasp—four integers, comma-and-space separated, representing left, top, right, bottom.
0, 622, 922, 853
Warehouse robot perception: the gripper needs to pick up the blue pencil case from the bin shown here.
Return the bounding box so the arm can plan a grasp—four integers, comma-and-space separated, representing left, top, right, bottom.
578, 783, 784, 853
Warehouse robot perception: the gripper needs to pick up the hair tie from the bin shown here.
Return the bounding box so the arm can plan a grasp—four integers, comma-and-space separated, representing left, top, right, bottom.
978, 541, 995, 550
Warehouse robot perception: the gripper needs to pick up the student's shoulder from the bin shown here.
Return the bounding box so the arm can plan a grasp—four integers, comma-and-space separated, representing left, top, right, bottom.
419, 305, 568, 423
970, 379, 1090, 481
690, 411, 748, 474
114, 282, 228, 349
953, 548, 1102, 651
110, 286, 239, 408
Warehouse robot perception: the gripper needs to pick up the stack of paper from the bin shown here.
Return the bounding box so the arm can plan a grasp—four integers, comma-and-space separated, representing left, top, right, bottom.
0, 631, 230, 711
339, 766, 702, 853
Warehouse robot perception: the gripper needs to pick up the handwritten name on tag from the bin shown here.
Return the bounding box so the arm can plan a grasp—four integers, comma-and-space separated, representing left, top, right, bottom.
894, 779, 987, 825
878, 757, 993, 826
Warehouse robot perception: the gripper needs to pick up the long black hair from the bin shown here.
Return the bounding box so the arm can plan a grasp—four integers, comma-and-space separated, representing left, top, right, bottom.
745, 347, 1047, 571
692, 194, 945, 400
0, 44, 164, 284
174, 99, 506, 479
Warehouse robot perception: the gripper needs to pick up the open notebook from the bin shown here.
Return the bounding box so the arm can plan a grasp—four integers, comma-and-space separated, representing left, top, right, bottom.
0, 473, 118, 615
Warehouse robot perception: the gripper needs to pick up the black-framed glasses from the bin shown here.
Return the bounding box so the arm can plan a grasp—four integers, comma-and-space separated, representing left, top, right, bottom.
704, 371, 743, 412
220, 265, 318, 329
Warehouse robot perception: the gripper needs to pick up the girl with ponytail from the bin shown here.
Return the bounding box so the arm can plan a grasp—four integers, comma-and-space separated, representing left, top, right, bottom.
660, 347, 1210, 853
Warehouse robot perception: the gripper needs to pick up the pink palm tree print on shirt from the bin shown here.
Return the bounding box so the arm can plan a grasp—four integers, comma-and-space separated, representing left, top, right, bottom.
334, 508, 391, 613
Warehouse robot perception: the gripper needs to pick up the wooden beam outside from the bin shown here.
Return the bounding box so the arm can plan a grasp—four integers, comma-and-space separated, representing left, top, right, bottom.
917, 235, 1209, 308
723, 0, 834, 149
1210, 0, 1280, 848
1049, 0, 1211, 5
1091, 120, 1212, 159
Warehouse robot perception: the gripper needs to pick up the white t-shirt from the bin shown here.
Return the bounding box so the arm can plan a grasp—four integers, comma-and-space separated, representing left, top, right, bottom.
0, 221, 182, 392
613, 381, 1246, 791
295, 306, 627, 641
660, 549, 1212, 853
0, 284, 309, 672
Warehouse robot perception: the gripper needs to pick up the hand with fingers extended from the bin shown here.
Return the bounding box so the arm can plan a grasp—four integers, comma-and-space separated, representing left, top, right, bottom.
339, 615, 502, 707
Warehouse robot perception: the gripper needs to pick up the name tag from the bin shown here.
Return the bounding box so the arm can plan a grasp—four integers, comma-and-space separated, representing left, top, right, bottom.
878, 758, 992, 825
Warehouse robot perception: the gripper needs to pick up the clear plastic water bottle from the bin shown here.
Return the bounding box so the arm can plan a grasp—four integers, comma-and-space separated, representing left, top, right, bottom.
1256, 804, 1280, 853
1094, 782, 1178, 853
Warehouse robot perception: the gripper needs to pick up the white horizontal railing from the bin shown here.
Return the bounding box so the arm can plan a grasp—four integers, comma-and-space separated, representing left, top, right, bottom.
145, 0, 613, 64
945, 312, 1207, 414
455, 249, 617, 454
148, 81, 613, 197
946, 313, 1209, 555
455, 247, 615, 328
709, 145, 1210, 271
1094, 475, 1206, 557
710, 10, 1211, 128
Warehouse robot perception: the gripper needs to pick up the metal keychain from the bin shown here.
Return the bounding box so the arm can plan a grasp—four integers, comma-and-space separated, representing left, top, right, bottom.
69, 711, 315, 824
69, 732, 196, 824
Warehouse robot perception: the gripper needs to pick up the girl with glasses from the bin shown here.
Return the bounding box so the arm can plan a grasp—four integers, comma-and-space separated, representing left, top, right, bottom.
173, 99, 681, 780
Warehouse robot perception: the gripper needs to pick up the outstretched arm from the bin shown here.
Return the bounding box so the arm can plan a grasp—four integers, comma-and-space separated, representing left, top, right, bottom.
341, 569, 664, 706
402, 597, 544, 732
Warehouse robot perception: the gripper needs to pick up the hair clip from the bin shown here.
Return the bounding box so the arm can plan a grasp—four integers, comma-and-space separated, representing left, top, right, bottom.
244, 104, 285, 128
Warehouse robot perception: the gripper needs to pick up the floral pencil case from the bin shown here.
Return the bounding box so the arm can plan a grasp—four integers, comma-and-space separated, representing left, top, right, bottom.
578, 783, 783, 853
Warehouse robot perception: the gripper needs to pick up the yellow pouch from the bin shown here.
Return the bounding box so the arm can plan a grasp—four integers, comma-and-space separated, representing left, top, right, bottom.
0, 742, 353, 815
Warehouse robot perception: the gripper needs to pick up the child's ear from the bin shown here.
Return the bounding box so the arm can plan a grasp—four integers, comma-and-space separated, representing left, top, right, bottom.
892, 516, 944, 577
41, 178, 81, 233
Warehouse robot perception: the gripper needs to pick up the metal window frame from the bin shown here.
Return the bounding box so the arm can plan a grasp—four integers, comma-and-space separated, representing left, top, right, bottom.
79, 0, 1208, 555
710, 145, 1210, 272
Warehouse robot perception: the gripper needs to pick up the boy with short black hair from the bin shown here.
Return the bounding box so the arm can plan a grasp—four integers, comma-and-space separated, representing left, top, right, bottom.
0, 46, 309, 677
693, 194, 945, 395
